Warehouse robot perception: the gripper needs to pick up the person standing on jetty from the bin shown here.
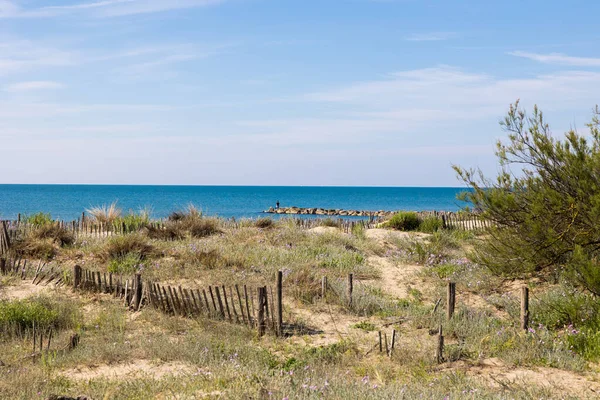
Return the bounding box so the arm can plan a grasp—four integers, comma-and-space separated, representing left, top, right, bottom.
276, 201, 280, 209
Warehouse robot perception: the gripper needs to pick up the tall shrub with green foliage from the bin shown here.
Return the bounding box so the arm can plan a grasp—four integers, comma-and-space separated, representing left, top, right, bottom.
454, 101, 600, 294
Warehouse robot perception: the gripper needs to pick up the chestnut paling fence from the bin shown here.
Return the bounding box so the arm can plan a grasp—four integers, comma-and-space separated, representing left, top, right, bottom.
72, 265, 285, 337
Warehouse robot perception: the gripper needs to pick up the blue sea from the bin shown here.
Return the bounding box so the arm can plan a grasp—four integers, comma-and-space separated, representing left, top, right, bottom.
0, 185, 469, 221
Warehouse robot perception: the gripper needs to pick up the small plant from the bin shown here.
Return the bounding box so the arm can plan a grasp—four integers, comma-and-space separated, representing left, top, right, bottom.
108, 253, 145, 274
320, 218, 342, 228
23, 212, 53, 226
351, 321, 377, 331
419, 216, 443, 233
102, 233, 154, 261
87, 201, 122, 224
0, 296, 79, 334
114, 208, 151, 231
255, 217, 274, 229
386, 212, 421, 231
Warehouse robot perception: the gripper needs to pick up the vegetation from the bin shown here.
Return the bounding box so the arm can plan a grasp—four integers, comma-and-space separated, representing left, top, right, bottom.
0, 296, 79, 335
385, 211, 420, 231
22, 212, 53, 226
2, 201, 600, 398
455, 102, 600, 295
87, 201, 122, 224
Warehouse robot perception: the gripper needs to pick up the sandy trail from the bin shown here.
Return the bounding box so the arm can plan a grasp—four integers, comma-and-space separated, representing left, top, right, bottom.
0, 281, 56, 300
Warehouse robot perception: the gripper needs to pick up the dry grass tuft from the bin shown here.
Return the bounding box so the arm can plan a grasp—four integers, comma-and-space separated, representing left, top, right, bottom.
101, 233, 155, 261
87, 201, 122, 224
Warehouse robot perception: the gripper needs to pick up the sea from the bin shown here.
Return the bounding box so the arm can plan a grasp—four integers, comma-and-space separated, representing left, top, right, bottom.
0, 185, 470, 221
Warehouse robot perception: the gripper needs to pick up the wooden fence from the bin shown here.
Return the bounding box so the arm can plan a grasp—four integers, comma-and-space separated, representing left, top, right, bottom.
73, 265, 284, 336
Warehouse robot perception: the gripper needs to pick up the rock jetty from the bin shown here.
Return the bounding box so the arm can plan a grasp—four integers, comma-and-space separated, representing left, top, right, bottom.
264, 206, 396, 217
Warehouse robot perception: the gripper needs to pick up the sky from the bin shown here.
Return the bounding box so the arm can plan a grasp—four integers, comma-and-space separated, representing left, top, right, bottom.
1, 0, 600, 186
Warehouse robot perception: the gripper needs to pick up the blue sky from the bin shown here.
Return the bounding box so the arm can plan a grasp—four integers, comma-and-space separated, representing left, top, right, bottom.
1, 0, 600, 186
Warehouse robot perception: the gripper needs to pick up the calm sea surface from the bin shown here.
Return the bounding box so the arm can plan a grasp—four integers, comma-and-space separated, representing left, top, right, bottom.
0, 185, 469, 221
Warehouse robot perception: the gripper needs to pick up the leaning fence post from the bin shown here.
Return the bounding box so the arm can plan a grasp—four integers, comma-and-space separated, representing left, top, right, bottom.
436, 325, 444, 363
347, 273, 353, 307
257, 287, 266, 337
277, 270, 283, 337
447, 282, 456, 320
521, 286, 529, 331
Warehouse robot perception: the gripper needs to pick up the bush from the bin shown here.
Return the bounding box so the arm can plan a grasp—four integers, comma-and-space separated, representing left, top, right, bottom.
23, 212, 53, 226
0, 296, 79, 334
455, 102, 600, 293
102, 233, 154, 261
386, 212, 420, 231
108, 253, 145, 274
29, 224, 74, 246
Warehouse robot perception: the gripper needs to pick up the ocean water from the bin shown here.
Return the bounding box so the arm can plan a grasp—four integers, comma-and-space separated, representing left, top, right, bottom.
0, 185, 469, 221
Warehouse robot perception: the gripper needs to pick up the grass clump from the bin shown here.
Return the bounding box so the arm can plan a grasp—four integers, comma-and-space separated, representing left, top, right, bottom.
114, 208, 150, 231
255, 217, 275, 229
87, 201, 122, 224
14, 223, 74, 259
419, 215, 443, 233
147, 205, 221, 240
0, 296, 79, 335
386, 211, 420, 231
102, 233, 154, 262
320, 218, 342, 228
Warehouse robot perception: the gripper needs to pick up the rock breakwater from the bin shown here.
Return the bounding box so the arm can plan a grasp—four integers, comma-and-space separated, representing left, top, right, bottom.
264, 206, 396, 217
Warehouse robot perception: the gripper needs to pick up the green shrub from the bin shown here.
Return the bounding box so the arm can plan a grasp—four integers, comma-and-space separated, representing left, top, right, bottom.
419, 216, 443, 233
0, 296, 79, 334
114, 209, 150, 231
386, 212, 420, 231
108, 253, 145, 274
23, 212, 53, 226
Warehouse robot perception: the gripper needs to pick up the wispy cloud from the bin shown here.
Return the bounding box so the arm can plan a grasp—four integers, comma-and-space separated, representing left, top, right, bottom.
0, 0, 225, 18
404, 32, 457, 41
5, 81, 64, 92
510, 51, 600, 67
0, 38, 77, 74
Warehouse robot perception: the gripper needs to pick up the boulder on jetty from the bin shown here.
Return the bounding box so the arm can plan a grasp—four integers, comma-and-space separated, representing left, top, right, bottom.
263, 206, 397, 217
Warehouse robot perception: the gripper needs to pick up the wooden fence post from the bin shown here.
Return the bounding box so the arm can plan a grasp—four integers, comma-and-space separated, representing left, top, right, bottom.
447, 282, 456, 320
347, 273, 353, 307
436, 325, 444, 363
277, 270, 283, 336
521, 287, 529, 331
257, 287, 266, 337
389, 329, 396, 357
133, 274, 143, 311
321, 276, 327, 299
73, 265, 82, 289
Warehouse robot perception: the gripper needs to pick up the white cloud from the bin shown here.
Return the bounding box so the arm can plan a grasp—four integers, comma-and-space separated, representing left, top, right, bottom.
510, 51, 600, 67
405, 32, 457, 41
0, 0, 225, 18
5, 81, 64, 92
0, 39, 77, 74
